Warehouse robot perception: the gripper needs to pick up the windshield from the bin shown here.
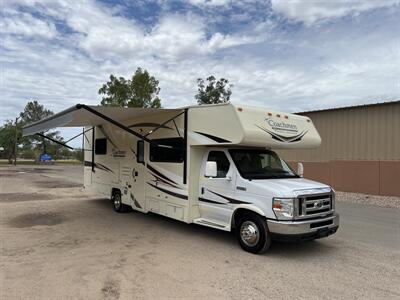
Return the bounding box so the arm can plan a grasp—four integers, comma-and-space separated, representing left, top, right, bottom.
229, 149, 299, 180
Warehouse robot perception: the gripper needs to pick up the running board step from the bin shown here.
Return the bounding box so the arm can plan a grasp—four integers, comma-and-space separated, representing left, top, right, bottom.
193, 218, 230, 231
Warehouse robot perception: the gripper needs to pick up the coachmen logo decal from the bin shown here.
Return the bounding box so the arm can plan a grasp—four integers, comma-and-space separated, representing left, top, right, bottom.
255, 118, 308, 143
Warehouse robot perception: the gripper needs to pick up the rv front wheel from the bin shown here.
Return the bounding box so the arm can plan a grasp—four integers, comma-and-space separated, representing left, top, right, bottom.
236, 213, 271, 254
112, 191, 128, 213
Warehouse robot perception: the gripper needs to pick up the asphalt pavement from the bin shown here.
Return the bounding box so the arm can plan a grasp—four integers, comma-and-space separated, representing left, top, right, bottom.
336, 201, 399, 250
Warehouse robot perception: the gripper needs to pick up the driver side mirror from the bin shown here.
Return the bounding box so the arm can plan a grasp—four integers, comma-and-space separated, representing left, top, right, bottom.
205, 161, 217, 177
297, 162, 304, 177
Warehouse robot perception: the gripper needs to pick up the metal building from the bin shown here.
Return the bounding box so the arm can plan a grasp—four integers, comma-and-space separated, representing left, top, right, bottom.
279, 100, 400, 196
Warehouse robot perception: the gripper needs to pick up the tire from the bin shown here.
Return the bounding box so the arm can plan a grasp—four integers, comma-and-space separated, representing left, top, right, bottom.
236, 213, 271, 254
112, 191, 128, 213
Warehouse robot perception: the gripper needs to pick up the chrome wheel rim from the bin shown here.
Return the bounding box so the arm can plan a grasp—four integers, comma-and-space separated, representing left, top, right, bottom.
114, 194, 121, 210
240, 221, 260, 247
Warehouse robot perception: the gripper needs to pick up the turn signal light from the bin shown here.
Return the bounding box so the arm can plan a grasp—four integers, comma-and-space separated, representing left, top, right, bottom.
273, 203, 282, 209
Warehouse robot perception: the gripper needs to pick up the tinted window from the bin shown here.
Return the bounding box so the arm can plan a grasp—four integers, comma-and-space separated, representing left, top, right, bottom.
150, 138, 184, 163
229, 149, 298, 179
95, 138, 107, 155
207, 151, 230, 178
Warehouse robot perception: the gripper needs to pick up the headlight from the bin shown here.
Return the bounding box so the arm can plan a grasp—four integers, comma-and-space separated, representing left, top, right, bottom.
273, 198, 295, 220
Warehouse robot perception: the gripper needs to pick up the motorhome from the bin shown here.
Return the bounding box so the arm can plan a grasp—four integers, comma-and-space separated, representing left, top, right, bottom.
23, 103, 339, 253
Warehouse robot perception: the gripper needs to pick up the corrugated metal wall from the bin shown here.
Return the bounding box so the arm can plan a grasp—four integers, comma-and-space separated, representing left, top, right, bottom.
279, 101, 400, 162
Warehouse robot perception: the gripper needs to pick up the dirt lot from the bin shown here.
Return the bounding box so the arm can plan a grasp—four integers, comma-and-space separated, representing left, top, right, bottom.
1, 166, 399, 299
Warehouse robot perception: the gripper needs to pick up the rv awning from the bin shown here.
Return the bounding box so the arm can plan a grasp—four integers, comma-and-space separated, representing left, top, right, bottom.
22, 104, 184, 136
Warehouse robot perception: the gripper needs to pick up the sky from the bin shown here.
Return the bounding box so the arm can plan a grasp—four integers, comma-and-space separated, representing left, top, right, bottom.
1, 0, 400, 147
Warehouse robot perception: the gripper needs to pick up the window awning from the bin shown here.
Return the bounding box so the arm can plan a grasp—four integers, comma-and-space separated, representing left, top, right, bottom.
22, 104, 184, 136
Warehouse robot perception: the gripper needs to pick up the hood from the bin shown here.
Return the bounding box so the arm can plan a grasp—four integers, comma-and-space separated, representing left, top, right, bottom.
247, 177, 331, 198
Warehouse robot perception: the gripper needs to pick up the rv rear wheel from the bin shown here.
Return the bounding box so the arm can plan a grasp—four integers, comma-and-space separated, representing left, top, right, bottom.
236, 213, 271, 254
112, 191, 128, 213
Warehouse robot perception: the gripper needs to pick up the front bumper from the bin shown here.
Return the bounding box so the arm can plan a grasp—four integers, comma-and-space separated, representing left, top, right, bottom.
267, 213, 339, 242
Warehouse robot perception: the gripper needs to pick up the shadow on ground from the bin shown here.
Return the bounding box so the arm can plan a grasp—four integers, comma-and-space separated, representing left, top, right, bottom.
86, 197, 339, 258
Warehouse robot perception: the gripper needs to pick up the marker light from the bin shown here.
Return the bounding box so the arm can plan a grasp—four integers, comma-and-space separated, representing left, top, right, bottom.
272, 203, 282, 209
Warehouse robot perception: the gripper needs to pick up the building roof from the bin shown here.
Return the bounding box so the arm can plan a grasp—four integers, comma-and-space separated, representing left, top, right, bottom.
296, 100, 400, 115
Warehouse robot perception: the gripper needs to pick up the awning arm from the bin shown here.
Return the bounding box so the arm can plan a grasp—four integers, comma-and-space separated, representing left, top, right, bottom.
77, 104, 155, 145
65, 127, 93, 143
172, 119, 181, 137
36, 127, 94, 152
183, 109, 188, 184
144, 110, 185, 138
36, 133, 74, 150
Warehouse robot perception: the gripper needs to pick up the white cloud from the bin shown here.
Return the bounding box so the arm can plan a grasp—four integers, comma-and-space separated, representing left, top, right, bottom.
271, 0, 400, 24
3, 0, 264, 61
144, 14, 264, 59
0, 0, 399, 146
186, 0, 231, 6
0, 9, 57, 39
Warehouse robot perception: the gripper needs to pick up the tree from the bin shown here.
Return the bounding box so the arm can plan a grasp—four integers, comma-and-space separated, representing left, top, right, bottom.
0, 100, 70, 163
21, 100, 53, 124
99, 68, 161, 108
0, 120, 22, 163
20, 100, 60, 155
195, 76, 232, 105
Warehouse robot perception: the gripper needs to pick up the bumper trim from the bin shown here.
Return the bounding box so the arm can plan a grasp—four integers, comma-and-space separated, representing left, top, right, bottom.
271, 226, 339, 242
267, 213, 339, 236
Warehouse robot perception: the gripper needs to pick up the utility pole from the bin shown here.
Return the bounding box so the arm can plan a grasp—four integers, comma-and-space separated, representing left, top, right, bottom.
14, 116, 20, 166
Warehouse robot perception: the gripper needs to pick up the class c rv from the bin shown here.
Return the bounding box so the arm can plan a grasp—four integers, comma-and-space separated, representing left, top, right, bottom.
23, 103, 339, 254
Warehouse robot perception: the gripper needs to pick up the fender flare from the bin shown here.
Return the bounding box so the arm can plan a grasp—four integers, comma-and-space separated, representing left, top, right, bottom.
230, 204, 266, 228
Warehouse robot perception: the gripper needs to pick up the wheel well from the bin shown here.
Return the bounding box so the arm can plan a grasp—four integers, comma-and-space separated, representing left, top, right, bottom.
232, 208, 264, 229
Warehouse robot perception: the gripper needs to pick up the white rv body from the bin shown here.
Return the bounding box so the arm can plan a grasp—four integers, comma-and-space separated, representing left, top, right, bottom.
23, 103, 339, 253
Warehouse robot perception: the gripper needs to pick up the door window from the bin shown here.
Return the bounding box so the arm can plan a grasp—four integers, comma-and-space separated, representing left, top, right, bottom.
207, 151, 230, 178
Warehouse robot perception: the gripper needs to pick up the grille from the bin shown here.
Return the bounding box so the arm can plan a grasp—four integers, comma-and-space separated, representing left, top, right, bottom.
310, 219, 333, 229
297, 193, 333, 219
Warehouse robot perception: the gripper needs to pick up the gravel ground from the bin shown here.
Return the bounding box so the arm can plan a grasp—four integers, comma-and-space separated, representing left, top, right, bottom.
1, 165, 399, 300
336, 191, 400, 209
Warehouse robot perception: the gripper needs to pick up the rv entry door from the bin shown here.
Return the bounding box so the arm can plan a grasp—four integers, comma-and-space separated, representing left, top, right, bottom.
129, 141, 146, 211
129, 164, 145, 211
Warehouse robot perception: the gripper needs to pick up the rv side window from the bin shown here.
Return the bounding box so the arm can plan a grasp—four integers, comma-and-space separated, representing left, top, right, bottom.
207, 151, 230, 178
137, 140, 144, 163
95, 138, 107, 155
150, 138, 184, 163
